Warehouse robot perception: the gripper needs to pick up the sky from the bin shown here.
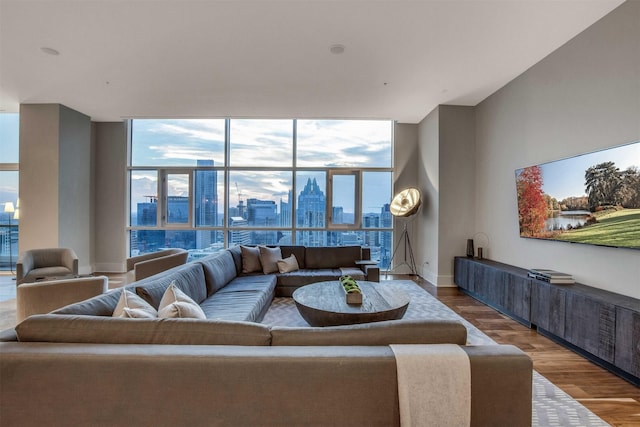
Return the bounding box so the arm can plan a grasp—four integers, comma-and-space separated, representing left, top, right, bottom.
130, 118, 394, 214
518, 141, 640, 201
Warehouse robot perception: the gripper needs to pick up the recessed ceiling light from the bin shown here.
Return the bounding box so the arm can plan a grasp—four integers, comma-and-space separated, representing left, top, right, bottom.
40, 47, 60, 56
329, 44, 345, 55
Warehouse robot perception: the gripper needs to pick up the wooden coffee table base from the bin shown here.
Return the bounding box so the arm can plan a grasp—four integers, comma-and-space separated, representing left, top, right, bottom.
292, 281, 410, 327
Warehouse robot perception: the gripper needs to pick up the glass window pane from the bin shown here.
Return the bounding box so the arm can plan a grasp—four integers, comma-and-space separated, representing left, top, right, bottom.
166, 173, 190, 225
130, 171, 158, 226
131, 119, 225, 167
194, 168, 223, 227
297, 120, 393, 167
362, 172, 392, 228
331, 174, 355, 225
1, 171, 19, 271
227, 230, 290, 246
296, 171, 326, 229
228, 171, 292, 227
130, 230, 225, 258
229, 119, 293, 167
0, 113, 19, 163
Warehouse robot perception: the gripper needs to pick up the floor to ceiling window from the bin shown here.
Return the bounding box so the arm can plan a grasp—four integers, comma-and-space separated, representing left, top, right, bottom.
128, 119, 393, 268
0, 113, 20, 272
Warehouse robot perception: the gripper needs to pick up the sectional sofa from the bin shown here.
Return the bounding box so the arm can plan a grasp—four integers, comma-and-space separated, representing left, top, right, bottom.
0, 245, 533, 426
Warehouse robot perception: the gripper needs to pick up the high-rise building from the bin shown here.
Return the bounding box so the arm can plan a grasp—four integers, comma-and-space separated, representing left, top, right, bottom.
247, 198, 277, 226
297, 178, 326, 246
195, 160, 218, 249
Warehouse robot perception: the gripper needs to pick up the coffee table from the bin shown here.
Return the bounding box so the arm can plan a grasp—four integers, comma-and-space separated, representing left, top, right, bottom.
292, 280, 410, 327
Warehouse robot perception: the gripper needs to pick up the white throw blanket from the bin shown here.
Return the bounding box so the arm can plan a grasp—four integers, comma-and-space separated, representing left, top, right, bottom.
390, 344, 471, 427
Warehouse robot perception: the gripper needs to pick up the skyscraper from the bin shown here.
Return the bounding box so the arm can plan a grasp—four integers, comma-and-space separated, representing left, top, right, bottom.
297, 177, 326, 246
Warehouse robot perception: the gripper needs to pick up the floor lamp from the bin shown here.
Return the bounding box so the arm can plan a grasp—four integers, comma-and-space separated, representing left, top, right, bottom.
4, 202, 15, 275
387, 188, 421, 277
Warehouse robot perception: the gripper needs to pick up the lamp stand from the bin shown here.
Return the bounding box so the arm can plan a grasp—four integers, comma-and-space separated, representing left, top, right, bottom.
386, 222, 417, 277
7, 215, 14, 276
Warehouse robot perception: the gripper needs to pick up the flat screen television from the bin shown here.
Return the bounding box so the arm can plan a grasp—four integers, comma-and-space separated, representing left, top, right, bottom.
515, 140, 640, 250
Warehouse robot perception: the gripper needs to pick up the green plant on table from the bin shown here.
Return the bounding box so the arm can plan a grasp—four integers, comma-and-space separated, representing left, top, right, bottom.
340, 275, 361, 294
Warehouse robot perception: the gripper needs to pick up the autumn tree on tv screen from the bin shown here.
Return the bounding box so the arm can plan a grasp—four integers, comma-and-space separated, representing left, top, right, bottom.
516, 166, 547, 237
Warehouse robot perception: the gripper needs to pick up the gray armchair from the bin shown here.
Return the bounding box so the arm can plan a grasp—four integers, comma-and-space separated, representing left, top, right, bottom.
126, 248, 189, 281
16, 248, 79, 284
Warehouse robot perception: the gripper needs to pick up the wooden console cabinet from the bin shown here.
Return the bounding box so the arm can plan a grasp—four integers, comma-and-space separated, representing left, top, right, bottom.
454, 256, 639, 385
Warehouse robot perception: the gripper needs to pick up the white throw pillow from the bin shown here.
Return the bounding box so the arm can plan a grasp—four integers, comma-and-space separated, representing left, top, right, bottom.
259, 246, 283, 274
113, 289, 158, 318
158, 282, 206, 319
277, 254, 300, 273
241, 245, 262, 273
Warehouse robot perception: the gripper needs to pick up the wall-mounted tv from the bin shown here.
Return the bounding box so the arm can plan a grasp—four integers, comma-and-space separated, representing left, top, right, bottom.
515, 141, 640, 250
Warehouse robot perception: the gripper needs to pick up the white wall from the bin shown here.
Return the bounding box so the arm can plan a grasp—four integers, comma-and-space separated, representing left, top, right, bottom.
415, 106, 476, 286
93, 122, 127, 272
474, 0, 640, 298
19, 104, 93, 273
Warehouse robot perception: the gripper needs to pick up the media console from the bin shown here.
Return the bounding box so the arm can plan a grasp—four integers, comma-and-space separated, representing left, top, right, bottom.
454, 256, 639, 386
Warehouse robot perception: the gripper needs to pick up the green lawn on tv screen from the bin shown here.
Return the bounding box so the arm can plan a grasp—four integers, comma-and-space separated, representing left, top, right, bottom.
556, 208, 640, 248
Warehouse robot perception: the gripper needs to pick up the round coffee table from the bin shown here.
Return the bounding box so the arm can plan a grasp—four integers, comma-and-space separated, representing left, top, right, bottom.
292, 280, 410, 327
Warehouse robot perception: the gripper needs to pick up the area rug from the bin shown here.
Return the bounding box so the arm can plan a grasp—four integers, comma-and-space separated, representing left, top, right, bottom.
262, 280, 610, 427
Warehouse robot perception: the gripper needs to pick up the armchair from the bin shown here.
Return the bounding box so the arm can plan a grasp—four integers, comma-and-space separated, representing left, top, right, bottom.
16, 248, 79, 284
126, 248, 189, 281
16, 276, 108, 322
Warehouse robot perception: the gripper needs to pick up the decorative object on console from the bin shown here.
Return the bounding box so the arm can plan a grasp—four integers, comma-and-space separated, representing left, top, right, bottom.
466, 239, 474, 258
527, 269, 575, 284
388, 188, 421, 276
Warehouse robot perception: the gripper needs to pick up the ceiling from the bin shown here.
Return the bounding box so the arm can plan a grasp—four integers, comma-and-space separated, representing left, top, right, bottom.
0, 0, 625, 123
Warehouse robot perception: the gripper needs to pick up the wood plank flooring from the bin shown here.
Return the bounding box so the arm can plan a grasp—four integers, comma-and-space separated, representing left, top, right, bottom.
404, 276, 640, 427
2, 273, 638, 426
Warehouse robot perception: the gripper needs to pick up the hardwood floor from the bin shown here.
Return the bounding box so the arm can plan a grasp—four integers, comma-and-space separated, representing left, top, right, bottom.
2, 273, 638, 426
406, 276, 640, 427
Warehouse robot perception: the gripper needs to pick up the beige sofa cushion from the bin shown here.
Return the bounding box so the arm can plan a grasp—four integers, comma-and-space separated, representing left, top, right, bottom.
270, 319, 468, 346
16, 315, 272, 345
113, 289, 158, 318
259, 246, 282, 274
277, 254, 299, 273
158, 283, 206, 319
241, 246, 262, 273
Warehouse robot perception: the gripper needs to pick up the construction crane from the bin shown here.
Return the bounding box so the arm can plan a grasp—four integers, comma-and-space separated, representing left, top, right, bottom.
235, 182, 243, 204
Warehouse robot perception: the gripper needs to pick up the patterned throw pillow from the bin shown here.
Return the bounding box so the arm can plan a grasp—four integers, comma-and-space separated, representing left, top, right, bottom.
277, 254, 300, 273
259, 246, 283, 274
112, 289, 158, 318
158, 282, 206, 319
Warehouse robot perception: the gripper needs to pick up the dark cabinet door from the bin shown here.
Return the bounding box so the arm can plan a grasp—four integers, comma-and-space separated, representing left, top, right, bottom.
503, 273, 531, 321
454, 257, 474, 292
615, 307, 640, 378
565, 292, 616, 363
531, 281, 565, 336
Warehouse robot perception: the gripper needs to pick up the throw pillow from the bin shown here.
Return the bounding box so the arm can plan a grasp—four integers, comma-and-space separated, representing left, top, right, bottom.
112, 289, 158, 318
241, 245, 262, 273
158, 282, 206, 319
259, 246, 282, 274
277, 254, 300, 273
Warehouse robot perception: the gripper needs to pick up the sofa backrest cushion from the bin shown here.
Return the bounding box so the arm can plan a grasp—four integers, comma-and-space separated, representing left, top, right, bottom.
270, 319, 467, 346
197, 251, 238, 297
134, 263, 207, 308
53, 287, 126, 316
227, 245, 243, 275
305, 246, 362, 269
16, 315, 272, 345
